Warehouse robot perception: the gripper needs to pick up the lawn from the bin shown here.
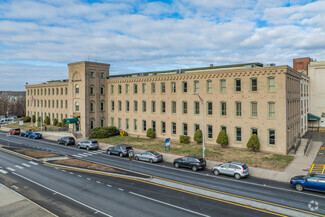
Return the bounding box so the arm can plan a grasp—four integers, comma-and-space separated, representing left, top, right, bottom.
13, 149, 61, 158
2, 122, 61, 132
97, 135, 294, 171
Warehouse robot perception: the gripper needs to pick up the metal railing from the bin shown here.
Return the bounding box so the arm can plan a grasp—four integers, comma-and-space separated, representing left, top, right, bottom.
304, 136, 313, 156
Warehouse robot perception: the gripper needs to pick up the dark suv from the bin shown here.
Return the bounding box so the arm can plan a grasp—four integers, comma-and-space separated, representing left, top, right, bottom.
57, 137, 75, 146
173, 156, 206, 172
107, 145, 133, 157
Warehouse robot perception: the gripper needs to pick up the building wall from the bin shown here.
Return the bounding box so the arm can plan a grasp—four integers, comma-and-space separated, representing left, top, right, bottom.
300, 74, 310, 135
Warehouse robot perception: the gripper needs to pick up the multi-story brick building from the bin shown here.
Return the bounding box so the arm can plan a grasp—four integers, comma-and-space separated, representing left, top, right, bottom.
26, 61, 305, 155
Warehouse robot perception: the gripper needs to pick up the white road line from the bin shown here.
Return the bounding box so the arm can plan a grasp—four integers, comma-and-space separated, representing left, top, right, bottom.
118, 188, 124, 191
107, 184, 112, 187
96, 181, 101, 184
129, 191, 210, 217
29, 161, 38, 165
12, 172, 113, 217
87, 178, 91, 180
22, 163, 31, 167
62, 170, 66, 172
0, 169, 8, 174
7, 167, 15, 171
69, 172, 74, 175
78, 175, 82, 177
15, 165, 23, 169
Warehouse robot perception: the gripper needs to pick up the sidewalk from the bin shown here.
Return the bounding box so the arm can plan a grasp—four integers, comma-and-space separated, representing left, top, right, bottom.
0, 183, 56, 217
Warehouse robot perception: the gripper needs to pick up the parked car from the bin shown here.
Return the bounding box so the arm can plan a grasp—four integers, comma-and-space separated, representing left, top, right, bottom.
134, 151, 163, 163
20, 130, 32, 137
290, 173, 325, 192
0, 118, 14, 125
9, 128, 20, 135
28, 132, 42, 139
173, 156, 206, 172
107, 145, 133, 157
77, 140, 99, 150
57, 137, 75, 146
212, 162, 250, 179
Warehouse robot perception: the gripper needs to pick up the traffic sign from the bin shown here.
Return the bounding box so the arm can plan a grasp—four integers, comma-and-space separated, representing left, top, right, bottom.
120, 130, 124, 138
128, 150, 134, 157
129, 156, 133, 161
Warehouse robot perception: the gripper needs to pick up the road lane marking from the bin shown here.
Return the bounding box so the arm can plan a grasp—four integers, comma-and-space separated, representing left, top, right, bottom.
118, 188, 124, 191
0, 169, 8, 174
78, 175, 82, 177
7, 167, 15, 171
15, 165, 23, 169
129, 191, 210, 217
22, 163, 31, 167
96, 181, 101, 184
29, 161, 38, 165
69, 172, 74, 175
12, 172, 113, 217
87, 178, 91, 180
107, 184, 112, 187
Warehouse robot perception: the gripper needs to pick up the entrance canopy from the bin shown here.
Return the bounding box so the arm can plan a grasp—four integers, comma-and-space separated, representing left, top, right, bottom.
307, 113, 321, 121
66, 118, 79, 124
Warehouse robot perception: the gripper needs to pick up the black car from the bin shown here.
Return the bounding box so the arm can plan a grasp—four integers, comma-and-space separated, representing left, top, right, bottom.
57, 137, 75, 146
107, 145, 133, 157
173, 156, 206, 172
20, 130, 32, 137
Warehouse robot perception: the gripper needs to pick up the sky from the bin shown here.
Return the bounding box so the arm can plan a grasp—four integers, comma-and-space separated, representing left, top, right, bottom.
0, 0, 325, 91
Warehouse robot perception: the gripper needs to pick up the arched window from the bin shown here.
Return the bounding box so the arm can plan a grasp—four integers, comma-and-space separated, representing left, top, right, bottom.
90, 85, 94, 95
90, 118, 95, 129
75, 84, 79, 94
90, 101, 95, 112
75, 102, 79, 112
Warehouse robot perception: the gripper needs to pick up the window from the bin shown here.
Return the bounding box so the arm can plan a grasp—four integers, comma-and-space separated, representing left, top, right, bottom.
207, 80, 212, 93
38, 100, 39, 107
126, 119, 129, 130
221, 125, 227, 132
90, 101, 94, 112
194, 80, 199, 93
90, 119, 94, 129
101, 72, 104, 79
151, 101, 156, 113
134, 119, 137, 131
268, 77, 275, 92
111, 101, 115, 111
207, 102, 213, 115
182, 101, 188, 114
75, 85, 79, 94
118, 85, 122, 94
161, 82, 166, 93
161, 101, 166, 113
118, 118, 121, 129
134, 100, 138, 112
41, 89, 43, 95
61, 88, 63, 95
236, 127, 242, 142
101, 118, 105, 127
134, 84, 138, 94
268, 129, 275, 145
90, 72, 94, 78
207, 125, 213, 139
235, 79, 241, 92
251, 102, 258, 117
56, 100, 58, 108
48, 88, 50, 95
65, 87, 68, 95
48, 100, 50, 108
194, 101, 200, 115
118, 101, 122, 111
171, 82, 176, 93
172, 122, 176, 134
142, 100, 146, 112
183, 123, 188, 135
126, 101, 130, 112
251, 78, 257, 92
52, 88, 54, 95
44, 89, 46, 95
182, 81, 187, 93
251, 128, 258, 135
101, 86, 104, 95
27, 90, 29, 95
152, 120, 156, 131
268, 102, 275, 119
111, 118, 114, 126
52, 100, 54, 108
220, 79, 226, 93
172, 101, 176, 114
111, 85, 114, 94
221, 102, 227, 116
161, 121, 166, 134
126, 84, 129, 94
142, 83, 146, 94
90, 85, 94, 95
194, 124, 200, 132
101, 101, 105, 111
142, 120, 147, 131
61, 100, 63, 108
235, 102, 241, 117
151, 83, 155, 93
37, 89, 39, 95
56, 88, 59, 95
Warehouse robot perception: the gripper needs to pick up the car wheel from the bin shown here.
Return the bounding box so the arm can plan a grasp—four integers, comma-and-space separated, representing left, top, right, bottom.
135, 156, 139, 161
213, 169, 220, 176
174, 163, 180, 168
234, 173, 241, 180
149, 158, 153, 163
77, 145, 80, 149
107, 150, 111, 155
295, 183, 304, 192
192, 166, 197, 172
119, 152, 124, 157
86, 146, 90, 151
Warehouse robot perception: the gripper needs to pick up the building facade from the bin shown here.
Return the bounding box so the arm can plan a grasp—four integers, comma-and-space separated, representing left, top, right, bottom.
26, 61, 304, 155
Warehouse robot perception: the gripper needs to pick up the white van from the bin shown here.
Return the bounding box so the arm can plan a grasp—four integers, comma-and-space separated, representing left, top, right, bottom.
0, 118, 14, 125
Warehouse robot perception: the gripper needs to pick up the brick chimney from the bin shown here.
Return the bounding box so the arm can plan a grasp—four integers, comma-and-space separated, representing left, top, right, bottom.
293, 57, 312, 75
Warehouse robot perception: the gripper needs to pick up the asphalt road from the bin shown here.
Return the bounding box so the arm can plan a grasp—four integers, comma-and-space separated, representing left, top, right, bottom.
0, 132, 325, 216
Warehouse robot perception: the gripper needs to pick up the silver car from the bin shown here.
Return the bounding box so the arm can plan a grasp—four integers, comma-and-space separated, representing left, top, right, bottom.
134, 151, 163, 163
77, 140, 99, 150
212, 162, 249, 179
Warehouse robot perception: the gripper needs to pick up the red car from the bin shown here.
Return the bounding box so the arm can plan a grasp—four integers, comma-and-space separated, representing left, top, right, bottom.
9, 128, 20, 135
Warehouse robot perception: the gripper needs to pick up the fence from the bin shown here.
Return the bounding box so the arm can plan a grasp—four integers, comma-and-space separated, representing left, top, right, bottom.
304, 137, 313, 156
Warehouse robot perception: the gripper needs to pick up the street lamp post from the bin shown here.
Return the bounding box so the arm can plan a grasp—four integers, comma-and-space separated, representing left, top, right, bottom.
193, 93, 205, 159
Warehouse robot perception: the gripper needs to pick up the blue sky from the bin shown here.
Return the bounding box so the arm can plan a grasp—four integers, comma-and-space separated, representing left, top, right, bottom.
0, 0, 325, 90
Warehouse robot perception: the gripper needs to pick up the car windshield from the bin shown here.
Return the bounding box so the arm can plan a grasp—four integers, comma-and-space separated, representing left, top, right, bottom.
92, 141, 98, 144
126, 147, 132, 150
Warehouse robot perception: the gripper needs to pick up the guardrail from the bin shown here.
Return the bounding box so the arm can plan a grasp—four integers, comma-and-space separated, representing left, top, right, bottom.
304, 137, 313, 156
